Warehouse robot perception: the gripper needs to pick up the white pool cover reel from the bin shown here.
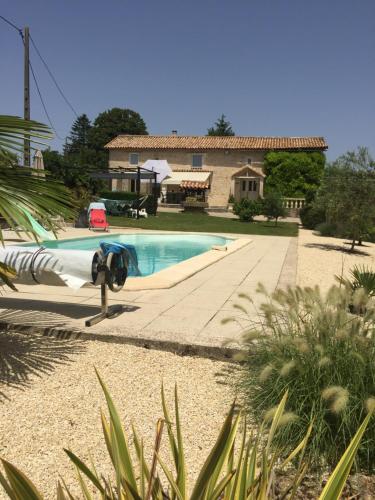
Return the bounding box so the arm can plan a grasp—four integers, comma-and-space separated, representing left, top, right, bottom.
0, 246, 129, 292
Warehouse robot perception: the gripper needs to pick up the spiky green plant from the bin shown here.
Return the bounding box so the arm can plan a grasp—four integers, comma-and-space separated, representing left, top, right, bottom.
336, 264, 375, 297
231, 284, 375, 471
0, 115, 76, 287
0, 115, 76, 240
3, 371, 371, 499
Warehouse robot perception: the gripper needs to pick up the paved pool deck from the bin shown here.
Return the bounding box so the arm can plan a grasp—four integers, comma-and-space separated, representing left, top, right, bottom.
0, 228, 296, 357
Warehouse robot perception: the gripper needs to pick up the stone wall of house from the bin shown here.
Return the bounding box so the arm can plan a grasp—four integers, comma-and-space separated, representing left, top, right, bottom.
108, 149, 266, 207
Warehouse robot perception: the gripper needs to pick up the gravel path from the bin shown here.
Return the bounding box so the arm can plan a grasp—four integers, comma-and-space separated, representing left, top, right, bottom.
297, 228, 375, 293
0, 333, 232, 499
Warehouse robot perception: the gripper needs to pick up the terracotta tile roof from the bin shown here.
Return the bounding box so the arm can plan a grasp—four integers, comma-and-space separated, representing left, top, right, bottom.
105, 135, 327, 151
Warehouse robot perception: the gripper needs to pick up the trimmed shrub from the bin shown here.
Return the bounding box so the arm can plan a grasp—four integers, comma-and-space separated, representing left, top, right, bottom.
299, 204, 326, 229
100, 191, 138, 201
315, 221, 338, 237
233, 284, 375, 471
233, 198, 262, 222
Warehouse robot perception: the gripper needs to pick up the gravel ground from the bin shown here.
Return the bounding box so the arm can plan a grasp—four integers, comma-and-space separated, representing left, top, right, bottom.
0, 333, 232, 499
297, 228, 375, 293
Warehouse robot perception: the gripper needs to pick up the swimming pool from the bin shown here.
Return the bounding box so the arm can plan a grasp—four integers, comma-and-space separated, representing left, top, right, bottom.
23, 233, 233, 277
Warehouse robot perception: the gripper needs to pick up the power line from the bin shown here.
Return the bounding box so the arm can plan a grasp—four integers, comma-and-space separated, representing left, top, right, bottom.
18, 30, 62, 139
0, 14, 22, 33
30, 65, 62, 138
1, 14, 77, 136
28, 57, 63, 139
30, 35, 79, 118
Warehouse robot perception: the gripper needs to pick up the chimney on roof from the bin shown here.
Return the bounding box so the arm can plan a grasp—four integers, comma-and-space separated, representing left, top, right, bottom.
171, 130, 177, 136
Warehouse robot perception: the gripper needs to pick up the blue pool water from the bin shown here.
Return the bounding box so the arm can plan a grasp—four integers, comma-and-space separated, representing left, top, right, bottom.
23, 234, 233, 277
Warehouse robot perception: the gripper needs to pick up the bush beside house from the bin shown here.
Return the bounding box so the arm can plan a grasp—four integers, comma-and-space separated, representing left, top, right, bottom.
233, 199, 262, 221
264, 151, 325, 199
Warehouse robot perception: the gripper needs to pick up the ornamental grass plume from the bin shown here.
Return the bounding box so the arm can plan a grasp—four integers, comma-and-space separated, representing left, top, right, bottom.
230, 284, 375, 471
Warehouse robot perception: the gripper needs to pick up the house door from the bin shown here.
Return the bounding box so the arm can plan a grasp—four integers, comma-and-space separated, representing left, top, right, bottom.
234, 178, 259, 201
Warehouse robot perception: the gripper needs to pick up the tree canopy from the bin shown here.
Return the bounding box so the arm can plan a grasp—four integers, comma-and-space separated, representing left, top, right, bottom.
207, 114, 235, 136
263, 151, 325, 200
63, 114, 92, 156
88, 108, 148, 168
316, 147, 375, 250
43, 107, 148, 198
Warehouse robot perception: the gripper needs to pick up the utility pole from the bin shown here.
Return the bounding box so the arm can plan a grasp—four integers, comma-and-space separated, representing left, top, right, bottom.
23, 26, 30, 166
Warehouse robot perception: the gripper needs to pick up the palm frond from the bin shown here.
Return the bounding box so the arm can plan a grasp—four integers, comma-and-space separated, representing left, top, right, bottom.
0, 115, 52, 158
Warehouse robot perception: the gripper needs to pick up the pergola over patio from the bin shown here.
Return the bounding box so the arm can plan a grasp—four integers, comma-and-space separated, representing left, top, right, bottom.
91, 166, 159, 218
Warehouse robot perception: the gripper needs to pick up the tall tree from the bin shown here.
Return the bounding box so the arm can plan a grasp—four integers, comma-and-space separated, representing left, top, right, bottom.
63, 114, 92, 156
88, 108, 148, 168
317, 147, 375, 250
207, 114, 235, 136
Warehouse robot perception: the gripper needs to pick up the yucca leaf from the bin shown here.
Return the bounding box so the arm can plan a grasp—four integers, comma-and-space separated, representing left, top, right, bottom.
95, 369, 138, 492
174, 385, 186, 497
156, 454, 184, 500
75, 469, 94, 500
139, 438, 145, 499
64, 449, 104, 493
121, 478, 142, 500
319, 409, 374, 499
146, 419, 164, 500
0, 459, 43, 500
59, 478, 75, 500
0, 468, 18, 500
161, 383, 179, 470
190, 403, 238, 500
238, 434, 252, 499
101, 411, 115, 466
223, 442, 235, 498
280, 421, 313, 468
56, 481, 69, 500
265, 391, 288, 455
207, 410, 241, 497
132, 425, 151, 483
247, 435, 258, 491
211, 471, 236, 500
228, 421, 247, 499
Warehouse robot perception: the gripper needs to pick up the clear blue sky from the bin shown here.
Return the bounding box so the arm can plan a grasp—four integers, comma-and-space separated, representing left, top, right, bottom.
1, 0, 374, 159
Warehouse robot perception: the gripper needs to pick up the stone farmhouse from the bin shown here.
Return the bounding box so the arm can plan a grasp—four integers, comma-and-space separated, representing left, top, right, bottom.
105, 134, 328, 209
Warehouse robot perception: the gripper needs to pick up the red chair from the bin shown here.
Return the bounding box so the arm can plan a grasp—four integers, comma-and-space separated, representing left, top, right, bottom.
89, 208, 109, 232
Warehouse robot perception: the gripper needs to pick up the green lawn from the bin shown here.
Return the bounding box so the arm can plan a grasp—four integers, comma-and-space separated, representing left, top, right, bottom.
108, 212, 298, 237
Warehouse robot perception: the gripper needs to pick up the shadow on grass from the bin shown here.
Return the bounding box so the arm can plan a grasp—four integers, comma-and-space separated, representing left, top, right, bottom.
0, 330, 86, 402
304, 243, 370, 256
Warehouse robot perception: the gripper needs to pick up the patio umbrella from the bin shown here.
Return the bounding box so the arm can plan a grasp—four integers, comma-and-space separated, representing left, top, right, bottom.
32, 149, 44, 170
